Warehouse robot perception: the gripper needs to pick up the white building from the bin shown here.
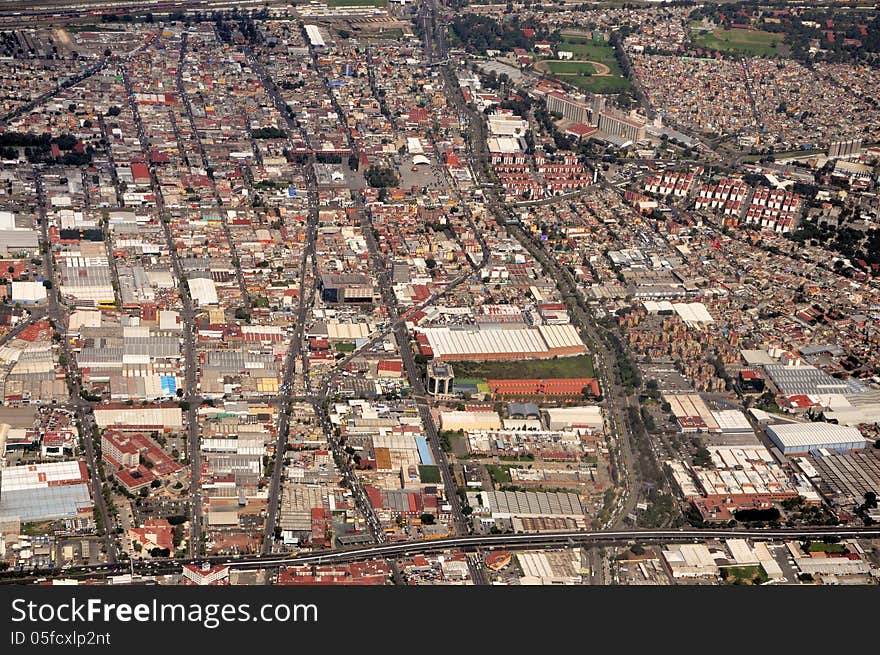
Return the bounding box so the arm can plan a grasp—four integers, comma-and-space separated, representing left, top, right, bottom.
11, 281, 47, 305
766, 422, 867, 455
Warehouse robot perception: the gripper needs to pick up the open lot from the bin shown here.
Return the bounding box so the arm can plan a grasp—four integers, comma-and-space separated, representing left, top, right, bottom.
418, 465, 441, 483
691, 27, 784, 57
451, 354, 595, 380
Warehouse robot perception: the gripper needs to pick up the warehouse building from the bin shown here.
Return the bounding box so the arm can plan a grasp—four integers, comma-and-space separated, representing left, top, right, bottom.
766, 422, 867, 455
439, 410, 502, 432
418, 324, 586, 361
664, 393, 719, 433
0, 461, 92, 522
544, 405, 604, 431
187, 277, 219, 306
10, 281, 47, 305
320, 274, 374, 304
469, 490, 585, 519
764, 364, 866, 397
94, 405, 183, 431
661, 543, 719, 578
58, 256, 114, 305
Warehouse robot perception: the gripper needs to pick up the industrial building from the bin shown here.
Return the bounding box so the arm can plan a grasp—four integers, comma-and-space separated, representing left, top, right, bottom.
664, 393, 719, 433
187, 277, 219, 306
10, 281, 47, 305
544, 405, 604, 431
94, 405, 183, 431
806, 452, 880, 508
0, 461, 92, 522
320, 273, 374, 304
439, 410, 501, 432
418, 324, 586, 361
661, 543, 719, 578
469, 490, 585, 519
766, 422, 868, 455
763, 364, 866, 397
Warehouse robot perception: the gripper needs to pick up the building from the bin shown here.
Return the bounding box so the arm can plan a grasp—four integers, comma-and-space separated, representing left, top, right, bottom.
427, 360, 454, 397
439, 410, 501, 432
544, 406, 604, 431
828, 138, 862, 159
10, 281, 47, 305
488, 378, 599, 399
320, 274, 374, 304
0, 461, 92, 522
181, 563, 229, 586
128, 519, 175, 556
187, 277, 219, 306
598, 107, 647, 143
737, 369, 765, 394
663, 393, 719, 433
418, 325, 586, 361
662, 543, 719, 578
545, 92, 593, 125
94, 405, 183, 431
469, 490, 585, 520
766, 422, 867, 455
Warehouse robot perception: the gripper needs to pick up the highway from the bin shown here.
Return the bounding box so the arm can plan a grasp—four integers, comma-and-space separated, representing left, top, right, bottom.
4, 526, 880, 583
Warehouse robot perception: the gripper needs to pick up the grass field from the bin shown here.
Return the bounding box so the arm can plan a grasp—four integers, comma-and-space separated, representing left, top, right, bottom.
418, 465, 441, 483
722, 565, 768, 585
486, 464, 513, 484
544, 60, 597, 75
560, 38, 617, 63
570, 76, 632, 93
741, 148, 825, 163
807, 542, 847, 554
549, 37, 631, 94
335, 342, 356, 353
692, 28, 783, 57
451, 354, 595, 381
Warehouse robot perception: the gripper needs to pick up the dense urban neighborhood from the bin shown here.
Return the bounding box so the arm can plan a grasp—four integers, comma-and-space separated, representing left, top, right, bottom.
1, 0, 880, 588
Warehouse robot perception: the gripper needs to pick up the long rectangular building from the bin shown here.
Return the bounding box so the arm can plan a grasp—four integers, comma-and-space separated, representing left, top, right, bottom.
0, 461, 92, 522
766, 422, 867, 455
419, 325, 586, 361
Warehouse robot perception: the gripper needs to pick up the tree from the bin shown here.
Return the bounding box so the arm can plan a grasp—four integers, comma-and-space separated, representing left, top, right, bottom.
419, 512, 435, 525
364, 165, 398, 188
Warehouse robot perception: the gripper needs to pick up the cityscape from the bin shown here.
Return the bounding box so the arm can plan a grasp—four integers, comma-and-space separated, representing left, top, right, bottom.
0, 0, 879, 589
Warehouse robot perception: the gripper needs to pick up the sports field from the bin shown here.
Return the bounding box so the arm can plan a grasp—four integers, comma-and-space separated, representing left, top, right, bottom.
547, 36, 631, 94
543, 60, 597, 76
691, 28, 783, 57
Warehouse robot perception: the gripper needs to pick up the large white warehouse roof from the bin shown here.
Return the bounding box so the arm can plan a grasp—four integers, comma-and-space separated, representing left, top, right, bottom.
766, 422, 867, 452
